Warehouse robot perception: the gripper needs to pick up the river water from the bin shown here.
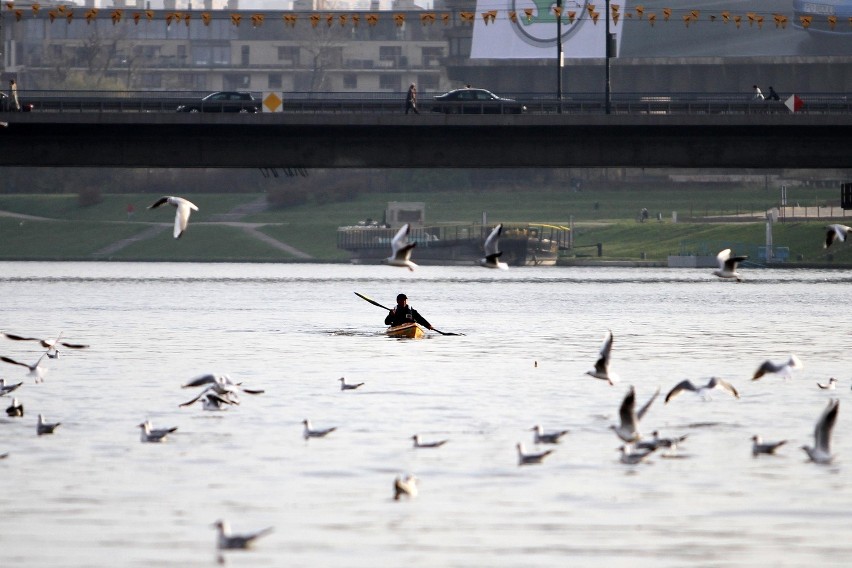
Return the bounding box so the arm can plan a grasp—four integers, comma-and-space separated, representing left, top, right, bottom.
1, 261, 851, 567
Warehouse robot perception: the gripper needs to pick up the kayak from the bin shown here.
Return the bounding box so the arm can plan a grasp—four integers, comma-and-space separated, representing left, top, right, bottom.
386, 322, 425, 339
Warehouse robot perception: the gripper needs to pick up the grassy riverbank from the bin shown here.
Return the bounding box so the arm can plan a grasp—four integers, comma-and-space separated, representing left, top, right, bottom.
0, 187, 850, 265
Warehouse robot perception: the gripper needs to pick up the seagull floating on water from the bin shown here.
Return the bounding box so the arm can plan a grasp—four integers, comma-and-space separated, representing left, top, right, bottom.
713, 248, 748, 282
339, 377, 364, 391
824, 224, 851, 249
618, 445, 655, 464
752, 354, 802, 381
0, 352, 49, 383
393, 474, 419, 500
212, 519, 273, 550
801, 398, 839, 464
412, 434, 448, 448
138, 421, 178, 443
0, 378, 23, 396
382, 223, 417, 271
479, 223, 508, 270
302, 419, 336, 440
636, 430, 688, 452
817, 378, 837, 390
148, 195, 199, 239
530, 424, 569, 445
516, 442, 554, 466
586, 330, 618, 385
665, 377, 739, 403
611, 386, 659, 443
180, 392, 238, 411
37, 414, 61, 435
751, 435, 787, 456
5, 397, 23, 417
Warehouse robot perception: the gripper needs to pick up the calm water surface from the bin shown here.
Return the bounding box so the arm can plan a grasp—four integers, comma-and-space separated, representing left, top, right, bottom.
1, 262, 852, 567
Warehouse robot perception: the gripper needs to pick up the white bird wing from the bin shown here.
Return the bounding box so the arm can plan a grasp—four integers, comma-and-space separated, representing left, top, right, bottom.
815, 399, 839, 454
390, 224, 411, 256
618, 387, 637, 431
182, 373, 217, 388
637, 387, 660, 421
716, 248, 731, 270
173, 198, 198, 239
484, 224, 502, 257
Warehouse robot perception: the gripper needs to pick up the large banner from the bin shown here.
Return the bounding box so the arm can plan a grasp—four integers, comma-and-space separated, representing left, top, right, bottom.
470, 0, 624, 58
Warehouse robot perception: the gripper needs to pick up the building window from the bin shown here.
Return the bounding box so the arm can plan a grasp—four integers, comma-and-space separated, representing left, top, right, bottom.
241, 45, 250, 66
418, 74, 439, 92
277, 46, 299, 66
268, 74, 282, 89
379, 74, 400, 91
343, 73, 357, 89
139, 73, 162, 89
177, 44, 187, 61
379, 45, 401, 66
422, 46, 443, 67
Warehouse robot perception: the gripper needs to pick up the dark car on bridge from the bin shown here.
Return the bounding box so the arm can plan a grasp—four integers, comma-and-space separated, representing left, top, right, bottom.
431, 88, 526, 114
176, 91, 259, 113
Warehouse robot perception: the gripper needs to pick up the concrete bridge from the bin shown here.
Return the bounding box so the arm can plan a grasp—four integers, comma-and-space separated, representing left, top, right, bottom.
0, 112, 849, 169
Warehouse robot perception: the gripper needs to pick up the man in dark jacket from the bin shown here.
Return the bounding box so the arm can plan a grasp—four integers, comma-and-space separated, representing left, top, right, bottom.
385, 293, 432, 329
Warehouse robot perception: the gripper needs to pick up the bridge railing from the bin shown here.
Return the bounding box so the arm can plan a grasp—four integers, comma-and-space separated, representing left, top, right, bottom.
3, 89, 851, 115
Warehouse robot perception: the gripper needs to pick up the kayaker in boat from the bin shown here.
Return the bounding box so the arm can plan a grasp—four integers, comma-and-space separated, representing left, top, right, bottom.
385, 294, 433, 330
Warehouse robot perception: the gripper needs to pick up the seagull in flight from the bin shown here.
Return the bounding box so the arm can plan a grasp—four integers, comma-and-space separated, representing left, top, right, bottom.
412, 434, 448, 448
665, 377, 739, 403
611, 386, 659, 443
752, 354, 802, 381
636, 430, 688, 452
713, 248, 748, 282
339, 377, 364, 391
817, 378, 837, 390
182, 373, 265, 398
1, 331, 89, 359
302, 419, 336, 440
824, 224, 851, 248
479, 223, 508, 270
0, 352, 49, 383
138, 421, 178, 443
37, 414, 61, 435
530, 424, 569, 445
0, 379, 23, 397
516, 442, 554, 466
586, 329, 618, 385
751, 435, 787, 456
179, 391, 238, 411
382, 223, 417, 271
148, 195, 199, 239
393, 474, 419, 500
5, 397, 23, 417
801, 398, 839, 464
212, 519, 273, 550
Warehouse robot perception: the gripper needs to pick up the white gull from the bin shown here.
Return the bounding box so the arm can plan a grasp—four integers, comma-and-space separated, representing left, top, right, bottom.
801, 398, 839, 464
479, 223, 508, 270
713, 248, 748, 282
382, 223, 417, 271
147, 195, 199, 239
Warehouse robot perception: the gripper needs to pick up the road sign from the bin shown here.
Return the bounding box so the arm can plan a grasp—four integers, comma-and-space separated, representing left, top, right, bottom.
784, 94, 803, 113
263, 92, 282, 113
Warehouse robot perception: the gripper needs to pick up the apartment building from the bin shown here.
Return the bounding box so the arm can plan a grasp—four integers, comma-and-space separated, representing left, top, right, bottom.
1, 0, 453, 93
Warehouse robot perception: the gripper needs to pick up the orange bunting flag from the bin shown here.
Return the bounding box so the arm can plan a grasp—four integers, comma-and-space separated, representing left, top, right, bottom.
325, 13, 333, 26
690, 10, 699, 19
826, 15, 837, 29
523, 8, 534, 22
14, 8, 21, 20
338, 14, 347, 26
31, 3, 40, 16
65, 10, 72, 23
567, 10, 576, 23
508, 10, 517, 22
648, 13, 656, 25
552, 6, 562, 17
613, 12, 620, 25
682, 14, 692, 27
734, 15, 742, 28
635, 5, 644, 19
165, 13, 177, 26
662, 8, 671, 21
773, 13, 787, 28
230, 13, 241, 26
48, 9, 56, 22
460, 11, 475, 23
591, 10, 599, 24
132, 12, 141, 24
111, 9, 122, 24
57, 4, 66, 13
721, 11, 730, 23
393, 13, 405, 26
251, 14, 264, 27
85, 8, 97, 23
747, 12, 756, 26
309, 13, 320, 27
420, 13, 435, 25
283, 14, 297, 27
441, 13, 450, 24
756, 15, 764, 28
201, 13, 211, 26
798, 15, 811, 28
709, 15, 716, 22
611, 4, 620, 25
184, 13, 191, 26
587, 4, 596, 16
145, 10, 154, 21
366, 13, 379, 26
352, 14, 360, 26
482, 10, 497, 24
4, 2, 13, 11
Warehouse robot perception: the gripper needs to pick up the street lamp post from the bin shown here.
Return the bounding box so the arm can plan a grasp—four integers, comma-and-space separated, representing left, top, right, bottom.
605, 0, 612, 114
556, 0, 563, 113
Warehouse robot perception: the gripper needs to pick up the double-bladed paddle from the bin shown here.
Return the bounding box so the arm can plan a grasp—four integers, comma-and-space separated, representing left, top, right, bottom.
353, 292, 464, 336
